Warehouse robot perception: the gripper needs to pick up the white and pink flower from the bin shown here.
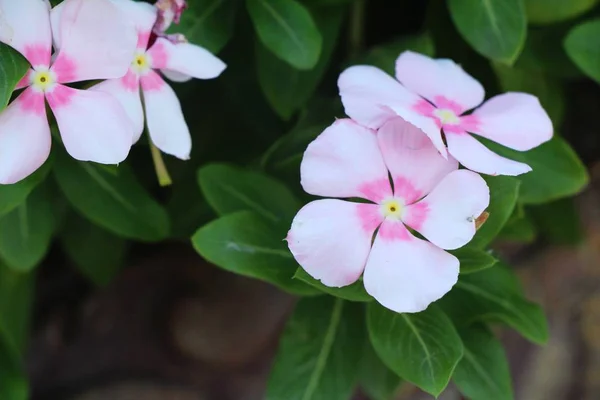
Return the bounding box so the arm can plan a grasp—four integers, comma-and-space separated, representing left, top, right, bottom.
92, 0, 226, 160
287, 118, 490, 313
339, 51, 553, 176
0, 0, 137, 184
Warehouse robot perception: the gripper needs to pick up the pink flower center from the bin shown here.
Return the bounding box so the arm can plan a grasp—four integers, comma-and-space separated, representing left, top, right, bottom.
29, 67, 57, 93
413, 96, 481, 135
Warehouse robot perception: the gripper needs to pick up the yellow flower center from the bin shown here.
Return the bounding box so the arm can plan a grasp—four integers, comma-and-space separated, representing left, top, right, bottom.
30, 69, 56, 92
381, 199, 404, 220
435, 108, 460, 125
131, 52, 151, 74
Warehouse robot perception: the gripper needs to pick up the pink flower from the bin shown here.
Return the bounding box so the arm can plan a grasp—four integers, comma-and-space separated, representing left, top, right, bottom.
92, 0, 226, 160
0, 0, 137, 184
153, 0, 187, 35
338, 51, 554, 176
287, 118, 490, 313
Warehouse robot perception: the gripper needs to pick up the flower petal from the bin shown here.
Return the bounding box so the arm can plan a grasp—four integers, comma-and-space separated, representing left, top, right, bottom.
395, 51, 485, 113
91, 72, 144, 143
51, 0, 137, 83
0, 88, 51, 184
300, 119, 391, 202
141, 71, 191, 159
287, 199, 381, 287
47, 84, 133, 164
446, 131, 532, 176
404, 170, 489, 250
147, 38, 226, 80
364, 220, 459, 313
160, 69, 193, 82
378, 117, 457, 203
0, 8, 14, 45
0, 0, 52, 66
470, 93, 553, 151
107, 0, 157, 49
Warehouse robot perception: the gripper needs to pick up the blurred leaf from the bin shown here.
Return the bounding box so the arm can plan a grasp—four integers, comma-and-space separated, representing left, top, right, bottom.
192, 211, 320, 295
169, 0, 238, 53
565, 18, 600, 83
0, 183, 57, 271
470, 176, 520, 248
0, 43, 29, 112
439, 264, 549, 344
60, 213, 128, 286
448, 0, 527, 64
167, 174, 215, 239
0, 342, 28, 400
247, 0, 323, 69
0, 158, 52, 218
294, 268, 373, 302
453, 324, 513, 400
54, 154, 170, 242
367, 303, 463, 397
256, 5, 344, 119
266, 298, 363, 400
498, 210, 537, 243
450, 247, 498, 274
358, 338, 403, 400
483, 137, 589, 204
528, 198, 584, 244
525, 0, 599, 25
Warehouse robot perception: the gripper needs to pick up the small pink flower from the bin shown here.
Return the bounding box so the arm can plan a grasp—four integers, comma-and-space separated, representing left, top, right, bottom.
0, 0, 137, 184
153, 0, 187, 34
287, 118, 490, 313
338, 51, 554, 176
92, 0, 226, 160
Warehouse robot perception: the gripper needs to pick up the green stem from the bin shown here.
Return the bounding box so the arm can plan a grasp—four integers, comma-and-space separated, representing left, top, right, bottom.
348, 0, 366, 59
150, 143, 172, 187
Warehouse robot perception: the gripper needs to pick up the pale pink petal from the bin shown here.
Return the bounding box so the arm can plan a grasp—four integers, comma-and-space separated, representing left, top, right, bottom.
287, 199, 381, 287
446, 132, 532, 176
404, 170, 489, 250
51, 0, 137, 83
161, 69, 192, 82
300, 119, 391, 202
364, 220, 459, 313
395, 51, 485, 113
91, 73, 144, 143
47, 84, 133, 164
147, 38, 226, 80
107, 0, 157, 49
0, 0, 52, 66
378, 117, 457, 203
470, 93, 553, 151
141, 71, 191, 159
0, 88, 51, 184
0, 8, 14, 44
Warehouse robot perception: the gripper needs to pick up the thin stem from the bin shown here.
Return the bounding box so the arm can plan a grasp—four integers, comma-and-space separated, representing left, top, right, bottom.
348, 0, 366, 59
150, 143, 172, 187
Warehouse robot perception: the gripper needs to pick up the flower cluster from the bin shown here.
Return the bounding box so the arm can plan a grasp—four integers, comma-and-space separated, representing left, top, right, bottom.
0, 0, 225, 185
287, 51, 553, 313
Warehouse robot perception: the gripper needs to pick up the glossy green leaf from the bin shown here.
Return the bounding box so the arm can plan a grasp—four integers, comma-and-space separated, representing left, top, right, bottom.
453, 325, 513, 400
470, 176, 520, 248
525, 0, 599, 25
358, 338, 402, 400
247, 0, 322, 69
294, 268, 373, 302
450, 247, 498, 274
267, 297, 363, 400
256, 5, 344, 119
448, 0, 527, 64
53, 154, 170, 242
0, 43, 29, 112
0, 183, 57, 271
498, 211, 537, 243
367, 303, 464, 397
169, 0, 238, 53
439, 265, 549, 344
528, 198, 584, 244
483, 137, 589, 204
0, 158, 52, 218
565, 19, 600, 83
192, 211, 319, 295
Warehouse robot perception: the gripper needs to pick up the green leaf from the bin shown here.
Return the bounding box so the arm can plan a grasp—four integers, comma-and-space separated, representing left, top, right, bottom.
0, 183, 57, 271
0, 158, 52, 218
470, 176, 520, 248
565, 18, 600, 83
60, 213, 128, 286
367, 303, 464, 397
246, 0, 323, 70
448, 0, 527, 64
0, 43, 29, 112
439, 265, 549, 344
528, 198, 584, 244
450, 247, 498, 274
266, 297, 363, 400
0, 342, 28, 400
498, 211, 537, 243
256, 5, 344, 119
53, 154, 170, 242
192, 211, 319, 295
525, 0, 599, 25
483, 137, 589, 204
294, 268, 373, 302
198, 163, 301, 223
169, 0, 238, 53
453, 325, 513, 400
358, 338, 403, 400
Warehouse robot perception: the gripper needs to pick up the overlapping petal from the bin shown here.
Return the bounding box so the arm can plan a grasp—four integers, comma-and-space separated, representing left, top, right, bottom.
0, 8, 14, 45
